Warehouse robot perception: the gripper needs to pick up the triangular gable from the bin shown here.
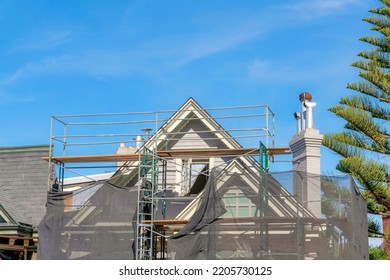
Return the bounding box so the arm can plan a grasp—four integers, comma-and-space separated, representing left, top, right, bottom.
109, 97, 255, 187
0, 206, 14, 224
175, 158, 313, 220
132, 97, 245, 154
151, 97, 242, 150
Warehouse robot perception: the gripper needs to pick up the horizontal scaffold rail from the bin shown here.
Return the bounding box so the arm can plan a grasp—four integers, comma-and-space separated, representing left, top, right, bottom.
43, 147, 291, 163
142, 216, 345, 226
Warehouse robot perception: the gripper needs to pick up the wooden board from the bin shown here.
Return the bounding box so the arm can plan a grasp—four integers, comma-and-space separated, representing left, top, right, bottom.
43, 147, 291, 163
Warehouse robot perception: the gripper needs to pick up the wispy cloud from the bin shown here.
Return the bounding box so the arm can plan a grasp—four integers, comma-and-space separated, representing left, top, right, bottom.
247, 46, 357, 84
0, 50, 160, 89
0, 91, 34, 104
1, 21, 264, 84
284, 0, 362, 20
175, 22, 264, 67
0, 57, 62, 86
0, 0, 363, 94
172, 0, 361, 67
248, 58, 316, 82
12, 30, 71, 51
62, 51, 152, 76
0, 57, 68, 104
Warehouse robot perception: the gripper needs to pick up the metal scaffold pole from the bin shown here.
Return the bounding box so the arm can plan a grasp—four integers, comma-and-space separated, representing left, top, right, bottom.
258, 141, 270, 257
135, 146, 159, 259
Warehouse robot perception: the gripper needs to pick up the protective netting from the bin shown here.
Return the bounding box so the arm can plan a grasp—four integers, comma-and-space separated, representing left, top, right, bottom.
38, 182, 137, 259
37, 163, 368, 260
167, 167, 368, 260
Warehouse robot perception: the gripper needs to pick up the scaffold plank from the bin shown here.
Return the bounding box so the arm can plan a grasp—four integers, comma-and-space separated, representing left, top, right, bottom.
42, 147, 291, 163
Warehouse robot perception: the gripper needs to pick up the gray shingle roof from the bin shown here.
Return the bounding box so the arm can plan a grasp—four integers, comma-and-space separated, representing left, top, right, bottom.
0, 185, 30, 225
0, 145, 50, 227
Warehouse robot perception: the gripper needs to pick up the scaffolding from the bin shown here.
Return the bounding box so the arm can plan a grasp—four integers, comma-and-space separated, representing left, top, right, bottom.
46, 102, 279, 188
136, 146, 168, 260
39, 99, 368, 260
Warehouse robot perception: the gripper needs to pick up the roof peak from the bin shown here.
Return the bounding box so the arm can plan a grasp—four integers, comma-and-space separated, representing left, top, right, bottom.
0, 144, 50, 154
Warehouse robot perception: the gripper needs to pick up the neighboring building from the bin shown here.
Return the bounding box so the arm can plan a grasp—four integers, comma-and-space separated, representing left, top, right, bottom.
38, 97, 369, 260
0, 145, 50, 260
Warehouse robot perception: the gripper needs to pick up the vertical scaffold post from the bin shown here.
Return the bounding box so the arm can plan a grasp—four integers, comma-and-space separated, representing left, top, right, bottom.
258, 141, 270, 257
136, 146, 158, 260
259, 141, 269, 212
162, 160, 167, 219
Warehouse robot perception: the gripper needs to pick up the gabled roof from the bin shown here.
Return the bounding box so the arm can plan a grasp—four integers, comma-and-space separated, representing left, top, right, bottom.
175, 158, 313, 220
109, 97, 258, 186
0, 144, 50, 228
149, 97, 243, 150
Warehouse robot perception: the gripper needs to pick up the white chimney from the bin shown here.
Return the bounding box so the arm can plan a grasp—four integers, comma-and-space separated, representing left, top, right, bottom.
295, 92, 317, 131
116, 142, 136, 169
135, 135, 143, 149
289, 92, 323, 218
305, 102, 316, 129
294, 112, 302, 134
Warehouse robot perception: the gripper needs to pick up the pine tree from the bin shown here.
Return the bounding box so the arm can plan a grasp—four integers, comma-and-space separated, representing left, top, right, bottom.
322, 0, 390, 254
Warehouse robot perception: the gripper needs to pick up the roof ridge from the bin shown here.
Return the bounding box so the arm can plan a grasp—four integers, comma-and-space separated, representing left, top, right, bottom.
0, 144, 50, 154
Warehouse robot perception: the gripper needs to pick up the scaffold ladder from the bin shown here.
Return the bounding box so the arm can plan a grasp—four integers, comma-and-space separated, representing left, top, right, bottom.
136, 146, 158, 260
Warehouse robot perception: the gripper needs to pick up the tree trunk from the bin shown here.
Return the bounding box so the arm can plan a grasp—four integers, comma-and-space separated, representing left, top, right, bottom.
383, 215, 390, 252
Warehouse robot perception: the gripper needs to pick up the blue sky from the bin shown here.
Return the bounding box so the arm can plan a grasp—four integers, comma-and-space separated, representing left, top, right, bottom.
0, 0, 377, 174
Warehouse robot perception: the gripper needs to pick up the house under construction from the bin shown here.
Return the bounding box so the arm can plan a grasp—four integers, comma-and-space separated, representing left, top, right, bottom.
37, 95, 369, 260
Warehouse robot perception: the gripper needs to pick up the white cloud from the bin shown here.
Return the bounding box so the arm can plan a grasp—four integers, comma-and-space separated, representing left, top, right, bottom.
0, 57, 63, 86
12, 31, 71, 51
1, 21, 265, 84
247, 57, 331, 82
0, 0, 363, 92
248, 59, 273, 79
172, 0, 361, 67
248, 59, 295, 81
0, 50, 161, 89
0, 91, 34, 104
0, 57, 67, 104
284, 0, 362, 20
175, 22, 264, 67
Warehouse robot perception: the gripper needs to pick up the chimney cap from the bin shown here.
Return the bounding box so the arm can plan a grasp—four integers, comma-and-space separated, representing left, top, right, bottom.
299, 92, 312, 102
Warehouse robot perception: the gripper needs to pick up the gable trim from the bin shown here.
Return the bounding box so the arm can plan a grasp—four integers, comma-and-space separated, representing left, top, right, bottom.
0, 205, 17, 225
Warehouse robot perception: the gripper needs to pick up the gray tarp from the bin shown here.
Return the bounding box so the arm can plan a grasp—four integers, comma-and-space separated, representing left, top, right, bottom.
38, 182, 137, 260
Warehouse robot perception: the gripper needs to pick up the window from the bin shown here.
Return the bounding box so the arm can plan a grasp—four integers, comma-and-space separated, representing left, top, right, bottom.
223, 190, 258, 218
177, 158, 209, 196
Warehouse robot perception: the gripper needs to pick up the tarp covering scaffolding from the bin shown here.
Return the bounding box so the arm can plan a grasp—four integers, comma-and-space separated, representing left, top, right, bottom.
38, 182, 137, 259
167, 168, 368, 260
37, 166, 368, 260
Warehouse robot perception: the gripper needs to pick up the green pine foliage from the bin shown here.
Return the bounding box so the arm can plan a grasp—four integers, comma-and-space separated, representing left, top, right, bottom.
323, 2, 390, 257
369, 247, 390, 260
323, 0, 390, 217
368, 217, 383, 237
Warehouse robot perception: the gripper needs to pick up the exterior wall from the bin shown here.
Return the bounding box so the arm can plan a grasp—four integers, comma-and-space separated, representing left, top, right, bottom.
161, 119, 230, 196
116, 144, 136, 168
165, 119, 228, 150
